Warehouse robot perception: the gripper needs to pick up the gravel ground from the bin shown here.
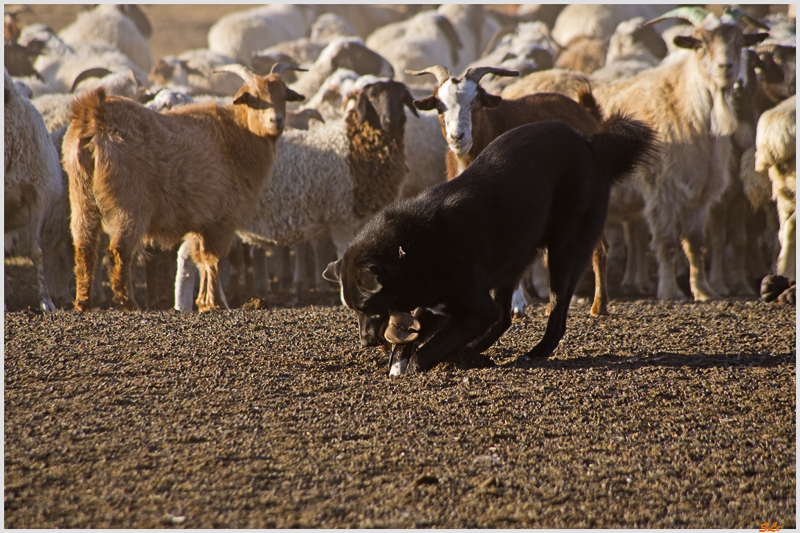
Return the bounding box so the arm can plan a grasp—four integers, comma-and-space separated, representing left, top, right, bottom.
4, 256, 796, 528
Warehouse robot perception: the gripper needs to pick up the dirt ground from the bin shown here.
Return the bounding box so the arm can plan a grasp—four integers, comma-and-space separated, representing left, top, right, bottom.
4, 255, 797, 528
5, 4, 797, 529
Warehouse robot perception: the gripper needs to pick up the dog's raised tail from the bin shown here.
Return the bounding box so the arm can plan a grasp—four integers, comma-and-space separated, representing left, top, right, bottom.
589, 113, 659, 183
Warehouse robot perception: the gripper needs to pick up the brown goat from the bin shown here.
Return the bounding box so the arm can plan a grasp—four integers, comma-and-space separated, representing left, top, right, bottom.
63, 63, 305, 312
407, 65, 611, 316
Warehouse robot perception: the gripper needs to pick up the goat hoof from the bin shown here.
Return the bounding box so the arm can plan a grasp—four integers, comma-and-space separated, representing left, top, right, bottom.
590, 303, 609, 316
74, 300, 92, 312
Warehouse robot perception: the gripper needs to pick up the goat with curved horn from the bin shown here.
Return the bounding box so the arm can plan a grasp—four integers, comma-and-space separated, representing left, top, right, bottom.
643, 6, 712, 28
269, 62, 307, 76
405, 65, 452, 86
212, 63, 257, 83
70, 67, 112, 93
464, 66, 519, 84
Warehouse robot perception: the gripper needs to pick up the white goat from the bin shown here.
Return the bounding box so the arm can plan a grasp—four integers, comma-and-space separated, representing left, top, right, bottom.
4, 68, 63, 311
592, 7, 769, 301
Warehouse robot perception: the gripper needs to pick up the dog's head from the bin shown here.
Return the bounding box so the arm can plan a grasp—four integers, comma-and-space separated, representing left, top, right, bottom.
323, 245, 410, 348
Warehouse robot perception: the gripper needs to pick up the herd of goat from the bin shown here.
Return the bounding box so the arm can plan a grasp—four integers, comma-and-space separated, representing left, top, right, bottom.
4, 4, 796, 315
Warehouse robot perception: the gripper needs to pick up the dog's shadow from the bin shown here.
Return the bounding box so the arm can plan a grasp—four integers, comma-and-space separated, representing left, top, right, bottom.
497, 350, 795, 371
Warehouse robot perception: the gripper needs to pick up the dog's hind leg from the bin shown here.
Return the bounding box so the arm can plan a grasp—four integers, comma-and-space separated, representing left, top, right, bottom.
469, 283, 515, 353
520, 242, 594, 361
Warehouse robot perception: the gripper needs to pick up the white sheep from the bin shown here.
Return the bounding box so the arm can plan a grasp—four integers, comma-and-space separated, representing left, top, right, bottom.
207, 5, 316, 66
591, 7, 769, 301
466, 21, 559, 94
755, 95, 796, 280
365, 9, 463, 86
175, 79, 419, 310
57, 4, 153, 73
551, 4, 677, 47
28, 32, 147, 97
590, 16, 668, 83
148, 50, 244, 97
4, 68, 63, 311
287, 37, 394, 108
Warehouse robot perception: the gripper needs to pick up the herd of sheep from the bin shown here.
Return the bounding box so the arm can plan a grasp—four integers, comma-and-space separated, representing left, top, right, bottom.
4, 4, 796, 314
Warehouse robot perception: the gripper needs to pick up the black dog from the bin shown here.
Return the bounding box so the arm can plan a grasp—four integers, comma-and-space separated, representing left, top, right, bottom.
324, 115, 658, 374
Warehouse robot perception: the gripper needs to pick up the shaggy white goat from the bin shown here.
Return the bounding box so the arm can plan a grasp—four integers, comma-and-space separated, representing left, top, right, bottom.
592, 7, 769, 301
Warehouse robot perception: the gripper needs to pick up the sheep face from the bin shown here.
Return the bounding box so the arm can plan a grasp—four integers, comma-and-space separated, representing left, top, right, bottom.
233, 73, 305, 137
353, 80, 417, 137
674, 20, 768, 92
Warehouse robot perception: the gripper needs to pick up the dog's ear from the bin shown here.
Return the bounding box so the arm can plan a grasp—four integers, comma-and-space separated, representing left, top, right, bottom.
359, 265, 383, 293
322, 259, 342, 283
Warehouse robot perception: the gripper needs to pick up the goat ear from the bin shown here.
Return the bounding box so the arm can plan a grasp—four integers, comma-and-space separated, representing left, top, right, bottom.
403, 90, 419, 118
286, 88, 306, 102
673, 35, 701, 50
480, 92, 503, 109
233, 91, 252, 106
743, 33, 769, 48
359, 265, 383, 293
413, 95, 440, 112
322, 259, 342, 283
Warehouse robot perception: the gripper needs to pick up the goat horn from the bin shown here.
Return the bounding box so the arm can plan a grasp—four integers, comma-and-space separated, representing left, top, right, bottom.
269, 62, 307, 75
213, 64, 257, 83
722, 7, 770, 31
405, 65, 452, 86
755, 43, 791, 55
643, 6, 712, 28
70, 67, 111, 93
464, 66, 519, 84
